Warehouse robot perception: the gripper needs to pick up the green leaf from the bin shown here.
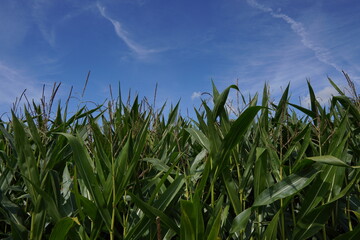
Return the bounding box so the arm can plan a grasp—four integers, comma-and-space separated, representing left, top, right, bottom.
10, 221, 28, 240
190, 149, 207, 177
114, 138, 131, 203
49, 217, 77, 240
148, 157, 183, 205
78, 195, 98, 221
328, 77, 345, 95
213, 84, 239, 119
186, 128, 210, 151
124, 172, 181, 240
333, 96, 360, 123
143, 157, 170, 172
222, 106, 262, 155
31, 211, 46, 240
59, 133, 112, 232
334, 223, 360, 240
206, 206, 222, 240
254, 147, 267, 198
23, 175, 62, 222
230, 208, 252, 234
273, 83, 290, 123
298, 165, 340, 219
307, 155, 351, 167
153, 175, 185, 210
128, 192, 180, 235
12, 112, 41, 199
222, 170, 242, 215
0, 124, 16, 151
307, 80, 318, 118
292, 203, 335, 240
253, 168, 320, 207
288, 102, 316, 118
180, 194, 204, 240
25, 110, 46, 159
262, 209, 281, 240
180, 206, 195, 240
167, 101, 180, 126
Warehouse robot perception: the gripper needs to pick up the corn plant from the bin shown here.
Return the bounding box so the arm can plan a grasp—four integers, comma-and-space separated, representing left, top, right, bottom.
0, 75, 359, 239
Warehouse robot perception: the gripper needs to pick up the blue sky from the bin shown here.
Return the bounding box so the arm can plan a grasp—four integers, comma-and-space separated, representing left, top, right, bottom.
1, 0, 359, 117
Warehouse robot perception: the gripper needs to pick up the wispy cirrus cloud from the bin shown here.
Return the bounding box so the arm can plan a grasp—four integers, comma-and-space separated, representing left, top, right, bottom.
31, 0, 94, 48
0, 61, 73, 118
246, 0, 342, 73
0, 62, 43, 108
31, 0, 57, 47
97, 3, 164, 58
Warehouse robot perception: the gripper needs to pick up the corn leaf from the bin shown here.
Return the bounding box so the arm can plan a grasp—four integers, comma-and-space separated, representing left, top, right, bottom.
253, 167, 320, 207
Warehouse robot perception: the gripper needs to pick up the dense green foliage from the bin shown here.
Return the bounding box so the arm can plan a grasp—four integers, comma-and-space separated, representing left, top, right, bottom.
0, 77, 359, 239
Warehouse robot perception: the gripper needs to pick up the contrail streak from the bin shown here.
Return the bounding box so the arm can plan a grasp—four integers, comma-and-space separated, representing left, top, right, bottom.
246, 0, 342, 72
97, 3, 161, 58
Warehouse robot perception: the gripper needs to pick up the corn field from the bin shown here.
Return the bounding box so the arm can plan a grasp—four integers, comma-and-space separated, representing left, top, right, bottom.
0, 76, 359, 240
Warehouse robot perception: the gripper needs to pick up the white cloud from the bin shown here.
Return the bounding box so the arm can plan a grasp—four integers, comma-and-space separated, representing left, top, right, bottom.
97, 3, 164, 58
191, 91, 202, 100
246, 0, 342, 72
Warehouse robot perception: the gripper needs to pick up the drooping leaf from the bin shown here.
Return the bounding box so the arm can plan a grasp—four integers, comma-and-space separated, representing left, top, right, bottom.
307, 155, 351, 168
222, 106, 262, 156
213, 84, 239, 119
230, 208, 252, 234
253, 167, 320, 207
